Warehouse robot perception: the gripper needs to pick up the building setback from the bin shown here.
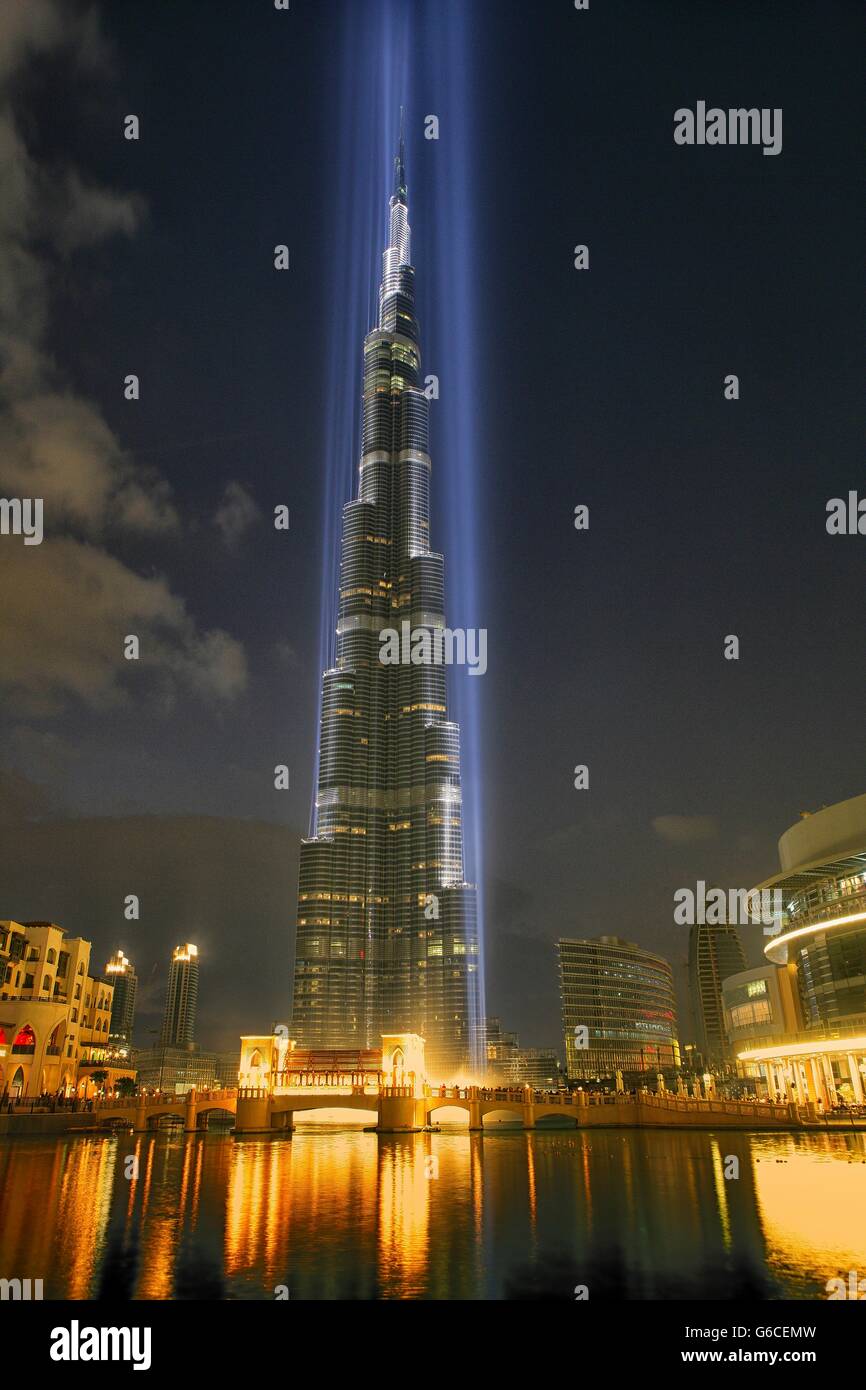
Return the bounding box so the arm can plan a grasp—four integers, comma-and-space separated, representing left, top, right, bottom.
558, 935, 680, 1083
290, 122, 482, 1077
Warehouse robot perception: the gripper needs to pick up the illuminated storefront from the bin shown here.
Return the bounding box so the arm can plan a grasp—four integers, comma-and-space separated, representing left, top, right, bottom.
735, 794, 866, 1106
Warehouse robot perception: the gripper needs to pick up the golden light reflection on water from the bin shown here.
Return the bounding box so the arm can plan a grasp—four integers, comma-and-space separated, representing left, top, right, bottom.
58, 1138, 116, 1297
710, 1138, 733, 1250
377, 1137, 431, 1296
750, 1134, 866, 1282
135, 1135, 204, 1299
0, 1127, 864, 1299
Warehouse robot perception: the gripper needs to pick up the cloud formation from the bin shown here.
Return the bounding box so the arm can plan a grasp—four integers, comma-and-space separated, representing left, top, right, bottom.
0, 1, 246, 714
0, 6, 168, 536
213, 480, 262, 551
0, 538, 246, 714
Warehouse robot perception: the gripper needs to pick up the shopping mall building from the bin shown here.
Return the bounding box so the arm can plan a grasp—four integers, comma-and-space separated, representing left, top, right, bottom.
726, 793, 866, 1106
558, 935, 680, 1085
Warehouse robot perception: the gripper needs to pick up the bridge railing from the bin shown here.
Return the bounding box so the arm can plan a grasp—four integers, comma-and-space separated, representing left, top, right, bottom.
612, 1091, 793, 1121
93, 1087, 240, 1111
273, 1070, 383, 1090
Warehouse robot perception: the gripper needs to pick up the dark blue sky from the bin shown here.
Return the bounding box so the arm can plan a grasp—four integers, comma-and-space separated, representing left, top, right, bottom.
0, 0, 862, 1050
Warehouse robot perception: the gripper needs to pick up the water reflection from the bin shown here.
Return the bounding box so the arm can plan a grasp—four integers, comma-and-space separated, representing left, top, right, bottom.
0, 1125, 863, 1300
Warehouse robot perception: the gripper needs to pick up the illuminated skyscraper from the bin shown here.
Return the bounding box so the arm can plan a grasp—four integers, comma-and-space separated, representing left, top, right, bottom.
291, 121, 483, 1076
104, 949, 137, 1049
161, 943, 199, 1047
688, 922, 746, 1065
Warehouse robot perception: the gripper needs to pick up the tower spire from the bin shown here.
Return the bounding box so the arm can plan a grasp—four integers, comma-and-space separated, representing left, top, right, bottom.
393, 105, 407, 204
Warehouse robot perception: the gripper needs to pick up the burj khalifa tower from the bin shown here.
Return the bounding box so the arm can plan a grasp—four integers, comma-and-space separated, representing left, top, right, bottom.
291, 119, 483, 1078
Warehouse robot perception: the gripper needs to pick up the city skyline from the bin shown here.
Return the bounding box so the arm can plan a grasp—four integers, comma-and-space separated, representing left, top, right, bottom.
0, 0, 862, 1331
0, 1, 860, 1057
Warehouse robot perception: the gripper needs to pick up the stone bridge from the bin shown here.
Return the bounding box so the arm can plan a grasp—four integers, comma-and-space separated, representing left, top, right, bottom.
227, 1084, 803, 1134
86, 1079, 855, 1137
93, 1088, 238, 1132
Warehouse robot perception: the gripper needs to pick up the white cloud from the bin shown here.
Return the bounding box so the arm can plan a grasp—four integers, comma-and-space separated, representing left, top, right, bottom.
0, 1, 248, 718
0, 537, 247, 715
52, 169, 143, 254
0, 0, 177, 538
213, 481, 262, 550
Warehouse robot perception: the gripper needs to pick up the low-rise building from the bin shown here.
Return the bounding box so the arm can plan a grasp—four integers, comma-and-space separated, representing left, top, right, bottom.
722, 964, 802, 1094
0, 920, 134, 1099
133, 1043, 238, 1095
485, 1018, 562, 1087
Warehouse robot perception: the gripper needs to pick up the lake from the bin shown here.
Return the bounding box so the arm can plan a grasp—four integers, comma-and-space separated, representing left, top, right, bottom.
1, 1124, 863, 1300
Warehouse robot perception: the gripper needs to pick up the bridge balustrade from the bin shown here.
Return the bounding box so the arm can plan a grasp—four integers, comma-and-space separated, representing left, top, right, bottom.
274, 1070, 383, 1090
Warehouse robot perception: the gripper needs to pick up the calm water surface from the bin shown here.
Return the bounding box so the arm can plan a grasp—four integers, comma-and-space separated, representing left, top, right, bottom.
1, 1124, 864, 1299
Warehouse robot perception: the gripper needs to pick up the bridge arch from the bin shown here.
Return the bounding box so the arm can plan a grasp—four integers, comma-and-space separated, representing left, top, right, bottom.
293, 1107, 378, 1124
427, 1100, 471, 1122
196, 1106, 235, 1128
148, 1110, 187, 1129
275, 1095, 378, 1120
533, 1108, 580, 1128
479, 1106, 525, 1125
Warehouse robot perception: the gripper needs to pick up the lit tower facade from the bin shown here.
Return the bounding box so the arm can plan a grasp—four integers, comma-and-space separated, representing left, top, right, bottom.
160, 943, 199, 1047
104, 949, 138, 1049
688, 922, 746, 1065
558, 936, 681, 1082
291, 122, 483, 1077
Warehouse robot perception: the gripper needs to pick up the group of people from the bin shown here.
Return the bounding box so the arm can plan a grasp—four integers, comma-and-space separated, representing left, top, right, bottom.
0, 1088, 92, 1113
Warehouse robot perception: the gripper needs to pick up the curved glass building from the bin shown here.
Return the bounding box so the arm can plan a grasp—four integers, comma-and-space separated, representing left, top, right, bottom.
291, 125, 483, 1077
558, 935, 680, 1083
738, 793, 866, 1105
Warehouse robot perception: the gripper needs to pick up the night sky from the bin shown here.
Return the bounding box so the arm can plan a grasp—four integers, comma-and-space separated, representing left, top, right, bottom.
0, 0, 861, 1052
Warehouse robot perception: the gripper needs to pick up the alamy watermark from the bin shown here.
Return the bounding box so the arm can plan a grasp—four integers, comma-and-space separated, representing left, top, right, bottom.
378, 621, 487, 675
0, 497, 43, 545
674, 103, 782, 157
826, 492, 866, 535
0, 1276, 43, 1300
826, 1270, 866, 1300
674, 880, 783, 935
50, 1321, 152, 1370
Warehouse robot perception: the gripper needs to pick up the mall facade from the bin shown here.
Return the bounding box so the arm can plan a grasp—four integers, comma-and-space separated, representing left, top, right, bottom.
727, 793, 866, 1106
558, 935, 681, 1084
